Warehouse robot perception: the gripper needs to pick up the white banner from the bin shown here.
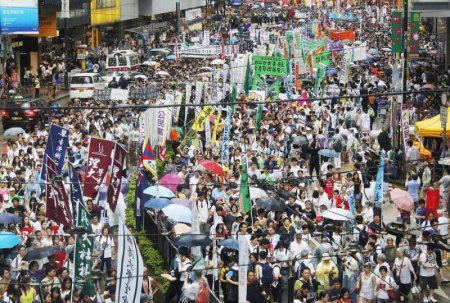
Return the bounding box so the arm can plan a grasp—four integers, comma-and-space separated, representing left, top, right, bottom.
238, 237, 248, 303
205, 118, 211, 148
185, 82, 192, 126
171, 90, 183, 124
116, 221, 144, 303
110, 88, 129, 101
401, 108, 410, 155
353, 42, 367, 61
203, 30, 210, 47
185, 8, 202, 22
61, 0, 70, 18
144, 108, 158, 149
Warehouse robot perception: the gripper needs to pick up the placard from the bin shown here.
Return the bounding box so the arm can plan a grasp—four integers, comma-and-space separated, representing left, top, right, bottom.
93, 89, 111, 101
129, 86, 158, 100
110, 88, 129, 101
330, 30, 355, 42
311, 51, 331, 67
253, 56, 288, 76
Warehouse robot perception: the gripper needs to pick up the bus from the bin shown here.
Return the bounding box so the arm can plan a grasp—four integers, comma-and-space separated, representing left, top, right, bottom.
105, 50, 141, 73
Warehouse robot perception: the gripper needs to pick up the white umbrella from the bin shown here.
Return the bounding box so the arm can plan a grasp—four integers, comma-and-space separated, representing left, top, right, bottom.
156, 70, 170, 76
142, 61, 153, 66
211, 59, 225, 65
250, 187, 268, 199
3, 127, 26, 136
197, 72, 212, 78
133, 74, 148, 81
322, 208, 354, 221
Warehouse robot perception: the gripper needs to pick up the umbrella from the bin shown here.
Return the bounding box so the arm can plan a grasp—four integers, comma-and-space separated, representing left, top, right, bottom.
292, 136, 309, 148
133, 74, 148, 81
365, 56, 375, 63
211, 59, 225, 65
368, 48, 379, 55
219, 238, 239, 251
390, 188, 414, 212
197, 72, 212, 78
326, 69, 338, 75
199, 67, 214, 73
381, 47, 391, 52
156, 71, 170, 77
322, 208, 354, 221
198, 160, 224, 176
173, 234, 212, 248
3, 127, 26, 136
249, 187, 268, 199
255, 197, 286, 212
159, 173, 183, 194
0, 231, 21, 249
162, 204, 192, 224
23, 246, 60, 261
173, 223, 192, 236
0, 213, 21, 225
172, 198, 191, 208
143, 185, 176, 198
144, 198, 173, 210
318, 149, 339, 158
166, 55, 176, 60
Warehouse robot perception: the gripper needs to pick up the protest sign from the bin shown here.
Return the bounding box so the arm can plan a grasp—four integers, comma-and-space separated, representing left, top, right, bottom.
93, 89, 111, 101
110, 88, 129, 101
129, 86, 158, 100
330, 30, 355, 42
311, 51, 331, 67
253, 56, 288, 76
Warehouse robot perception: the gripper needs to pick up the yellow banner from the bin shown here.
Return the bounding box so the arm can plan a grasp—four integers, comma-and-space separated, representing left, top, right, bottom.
211, 111, 221, 145
192, 106, 214, 132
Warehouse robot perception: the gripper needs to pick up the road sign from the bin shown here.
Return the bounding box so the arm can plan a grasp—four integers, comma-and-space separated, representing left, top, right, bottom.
441, 106, 448, 128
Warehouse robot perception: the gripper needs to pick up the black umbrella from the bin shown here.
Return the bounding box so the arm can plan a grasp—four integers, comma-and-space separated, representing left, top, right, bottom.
255, 197, 286, 212
23, 246, 60, 261
172, 234, 212, 248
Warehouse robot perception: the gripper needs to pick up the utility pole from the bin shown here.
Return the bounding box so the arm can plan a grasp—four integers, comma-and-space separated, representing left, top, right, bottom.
176, 0, 181, 34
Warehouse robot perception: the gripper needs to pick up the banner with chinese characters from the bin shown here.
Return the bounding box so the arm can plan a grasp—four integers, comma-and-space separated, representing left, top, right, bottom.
107, 144, 127, 213
373, 155, 384, 215
192, 106, 214, 132
330, 30, 355, 42
409, 12, 421, 53
41, 123, 69, 180
74, 202, 95, 296
84, 138, 115, 199
116, 221, 144, 303
46, 157, 73, 227
391, 11, 403, 53
69, 164, 84, 226
253, 56, 288, 76
311, 51, 331, 67
221, 107, 233, 165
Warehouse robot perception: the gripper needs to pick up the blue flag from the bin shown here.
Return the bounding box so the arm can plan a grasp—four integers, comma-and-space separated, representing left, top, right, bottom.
41, 124, 69, 180
69, 164, 84, 225
134, 168, 150, 231
373, 156, 385, 215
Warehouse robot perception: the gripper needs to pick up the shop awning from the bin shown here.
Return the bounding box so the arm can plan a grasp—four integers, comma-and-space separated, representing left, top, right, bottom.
126, 22, 173, 35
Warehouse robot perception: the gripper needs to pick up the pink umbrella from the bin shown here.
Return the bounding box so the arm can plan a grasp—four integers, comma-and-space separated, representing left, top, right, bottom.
159, 174, 183, 194
390, 188, 414, 212
172, 198, 191, 208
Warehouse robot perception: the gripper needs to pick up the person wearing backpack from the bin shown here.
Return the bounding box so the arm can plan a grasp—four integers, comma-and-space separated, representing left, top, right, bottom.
353, 215, 369, 247
331, 129, 344, 169
225, 258, 239, 303
255, 250, 274, 302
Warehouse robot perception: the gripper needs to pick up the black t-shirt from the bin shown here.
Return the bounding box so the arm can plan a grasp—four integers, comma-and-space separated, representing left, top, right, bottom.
7, 205, 25, 216
246, 282, 264, 303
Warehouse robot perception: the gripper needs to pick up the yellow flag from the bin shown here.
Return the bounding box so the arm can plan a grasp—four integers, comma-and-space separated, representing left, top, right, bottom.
192, 106, 214, 132
211, 111, 221, 146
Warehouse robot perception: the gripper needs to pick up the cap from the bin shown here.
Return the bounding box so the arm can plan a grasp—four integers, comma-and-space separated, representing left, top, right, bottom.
322, 253, 331, 261
9, 188, 15, 191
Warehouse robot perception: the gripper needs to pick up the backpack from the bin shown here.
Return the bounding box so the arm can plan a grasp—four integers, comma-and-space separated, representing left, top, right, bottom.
295, 260, 309, 279
357, 226, 369, 247
333, 137, 343, 152
259, 262, 274, 285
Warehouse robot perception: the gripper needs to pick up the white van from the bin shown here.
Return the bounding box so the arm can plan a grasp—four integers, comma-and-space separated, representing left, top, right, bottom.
106, 50, 140, 73
69, 73, 107, 100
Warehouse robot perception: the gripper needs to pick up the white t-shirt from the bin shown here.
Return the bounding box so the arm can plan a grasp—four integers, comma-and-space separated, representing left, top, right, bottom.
393, 257, 414, 284
419, 252, 436, 277
438, 216, 449, 236
97, 235, 115, 258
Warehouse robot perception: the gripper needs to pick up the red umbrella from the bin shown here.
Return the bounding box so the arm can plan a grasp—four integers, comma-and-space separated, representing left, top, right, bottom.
198, 160, 224, 176
390, 188, 414, 212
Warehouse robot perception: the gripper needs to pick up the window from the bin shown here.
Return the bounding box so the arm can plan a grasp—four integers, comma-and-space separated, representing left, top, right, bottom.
107, 57, 117, 67
118, 57, 128, 66
131, 55, 140, 66
71, 76, 93, 84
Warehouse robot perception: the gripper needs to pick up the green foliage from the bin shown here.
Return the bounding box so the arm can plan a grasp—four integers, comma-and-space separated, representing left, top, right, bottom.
125, 174, 168, 289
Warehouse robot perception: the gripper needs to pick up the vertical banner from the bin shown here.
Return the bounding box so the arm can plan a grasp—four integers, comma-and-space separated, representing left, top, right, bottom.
156, 105, 167, 146
116, 221, 144, 303
107, 144, 127, 213
203, 30, 210, 47
73, 202, 95, 296
46, 157, 73, 227
391, 11, 403, 53
221, 108, 233, 165
238, 237, 249, 303
171, 91, 183, 124
401, 109, 410, 155
185, 82, 192, 126
373, 156, 384, 215
408, 12, 421, 53
41, 124, 69, 180
84, 138, 115, 199
61, 0, 70, 18
205, 119, 211, 148
239, 162, 251, 213
142, 136, 157, 176
211, 111, 221, 146
69, 164, 84, 226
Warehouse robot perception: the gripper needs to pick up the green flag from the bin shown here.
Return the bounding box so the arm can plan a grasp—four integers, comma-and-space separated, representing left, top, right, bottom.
239, 162, 251, 213
314, 67, 325, 94
255, 104, 263, 131
244, 57, 252, 96
231, 84, 237, 113
74, 203, 95, 296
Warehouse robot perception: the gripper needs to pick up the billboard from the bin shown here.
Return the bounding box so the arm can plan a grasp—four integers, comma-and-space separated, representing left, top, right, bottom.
0, 0, 38, 34
91, 0, 120, 26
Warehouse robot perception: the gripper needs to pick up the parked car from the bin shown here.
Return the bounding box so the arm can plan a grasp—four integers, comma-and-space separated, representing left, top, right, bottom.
69, 73, 107, 100
0, 98, 46, 131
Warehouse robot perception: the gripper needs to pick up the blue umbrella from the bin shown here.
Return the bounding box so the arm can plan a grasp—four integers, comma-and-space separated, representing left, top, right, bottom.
173, 234, 212, 248
0, 231, 21, 249
365, 56, 375, 63
219, 239, 239, 251
161, 204, 192, 224
166, 55, 176, 61
0, 213, 21, 225
318, 149, 339, 158
326, 69, 338, 75
368, 48, 379, 55
143, 185, 177, 199
144, 198, 173, 210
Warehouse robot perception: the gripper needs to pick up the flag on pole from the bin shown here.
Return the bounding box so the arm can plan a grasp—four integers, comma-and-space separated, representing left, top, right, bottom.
68, 164, 84, 226
142, 136, 157, 176
244, 56, 252, 96
231, 84, 237, 113
255, 104, 263, 131
373, 155, 385, 216
239, 162, 251, 213
116, 221, 144, 303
